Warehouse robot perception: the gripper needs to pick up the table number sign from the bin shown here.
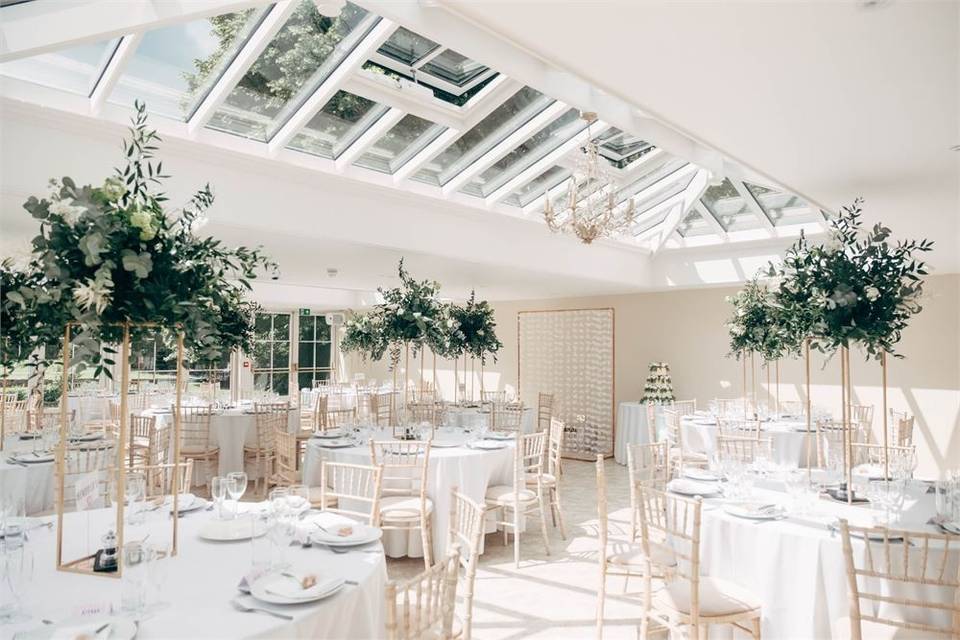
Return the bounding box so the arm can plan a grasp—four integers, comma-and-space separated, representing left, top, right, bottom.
74, 472, 99, 511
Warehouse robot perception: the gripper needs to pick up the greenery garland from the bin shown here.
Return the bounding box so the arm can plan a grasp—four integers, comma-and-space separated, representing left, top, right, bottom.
1, 101, 278, 378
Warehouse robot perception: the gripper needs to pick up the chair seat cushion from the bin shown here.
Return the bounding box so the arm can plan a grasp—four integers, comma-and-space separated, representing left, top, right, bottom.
833, 618, 944, 640
607, 541, 677, 570
654, 577, 761, 617
525, 472, 557, 487
485, 484, 537, 504
379, 495, 434, 520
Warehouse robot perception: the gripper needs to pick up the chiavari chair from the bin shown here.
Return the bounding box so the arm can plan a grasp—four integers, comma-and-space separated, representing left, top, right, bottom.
664, 409, 708, 476
714, 398, 743, 418
370, 439, 434, 569
528, 417, 566, 539
838, 519, 959, 639
1, 398, 28, 435
244, 402, 287, 498
672, 399, 697, 417
319, 461, 383, 525
889, 410, 916, 447
128, 413, 162, 464
485, 431, 551, 568
481, 390, 506, 404
636, 485, 762, 639
178, 405, 218, 493
135, 460, 193, 499
850, 404, 875, 440
818, 419, 873, 468
28, 407, 74, 433
596, 455, 676, 640
626, 441, 671, 541
849, 442, 916, 476
717, 435, 773, 465
537, 392, 555, 433
448, 487, 485, 640
778, 400, 805, 417
491, 401, 524, 434
385, 545, 461, 640
372, 391, 396, 426
58, 443, 115, 511
407, 401, 443, 430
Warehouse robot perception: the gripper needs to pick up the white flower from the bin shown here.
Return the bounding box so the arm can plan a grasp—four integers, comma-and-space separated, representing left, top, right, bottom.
49, 199, 84, 224
73, 277, 111, 314
864, 286, 880, 301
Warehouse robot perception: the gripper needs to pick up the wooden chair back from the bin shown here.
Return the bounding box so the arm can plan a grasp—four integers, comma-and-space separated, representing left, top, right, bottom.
273, 427, 299, 486
408, 401, 443, 428
627, 441, 670, 488
59, 443, 115, 510
179, 406, 214, 453
319, 461, 383, 525
838, 519, 960, 639
253, 402, 288, 453
850, 404, 875, 436
537, 392, 554, 432
448, 488, 485, 640
134, 460, 194, 498
673, 399, 697, 417
492, 401, 524, 433
519, 431, 547, 483
385, 545, 461, 640
849, 442, 916, 473
370, 440, 431, 499
372, 391, 395, 426
637, 486, 704, 608
889, 410, 915, 447
717, 434, 773, 464
547, 418, 564, 476
596, 454, 610, 555
129, 414, 168, 467
482, 390, 506, 404
1, 398, 28, 434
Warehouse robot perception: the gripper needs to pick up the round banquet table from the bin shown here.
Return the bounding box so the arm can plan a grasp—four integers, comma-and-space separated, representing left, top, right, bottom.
144, 405, 299, 480
6, 504, 387, 639
1, 436, 57, 515
681, 414, 816, 467
445, 406, 537, 434
613, 402, 668, 464
302, 427, 515, 560
670, 476, 957, 639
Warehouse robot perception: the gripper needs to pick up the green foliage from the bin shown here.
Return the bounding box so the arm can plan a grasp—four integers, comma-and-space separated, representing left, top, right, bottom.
725, 278, 797, 361
341, 311, 389, 362
766, 198, 932, 360
1, 102, 278, 379
640, 362, 674, 404
451, 291, 502, 365
377, 259, 450, 367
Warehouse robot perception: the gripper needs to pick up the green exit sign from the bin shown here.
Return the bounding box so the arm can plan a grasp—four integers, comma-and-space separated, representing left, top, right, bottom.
299, 308, 311, 316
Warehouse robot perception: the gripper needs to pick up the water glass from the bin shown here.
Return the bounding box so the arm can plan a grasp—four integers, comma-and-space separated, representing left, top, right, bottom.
226, 471, 248, 519
120, 542, 154, 616
288, 484, 309, 512
0, 545, 33, 622
211, 476, 227, 520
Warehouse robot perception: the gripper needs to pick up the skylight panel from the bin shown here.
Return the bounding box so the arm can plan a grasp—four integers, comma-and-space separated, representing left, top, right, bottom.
109, 7, 269, 121
377, 27, 439, 66
287, 90, 387, 159
745, 182, 820, 226
353, 114, 446, 174
420, 49, 488, 86
361, 60, 498, 107
459, 108, 586, 198
206, 0, 375, 142
631, 169, 695, 216
676, 209, 712, 237
0, 37, 120, 96
503, 165, 571, 207
616, 157, 689, 203
596, 128, 655, 169
702, 178, 761, 231
411, 86, 554, 187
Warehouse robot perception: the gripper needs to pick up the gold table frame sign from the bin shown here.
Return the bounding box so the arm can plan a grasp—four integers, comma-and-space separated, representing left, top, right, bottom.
55, 321, 185, 577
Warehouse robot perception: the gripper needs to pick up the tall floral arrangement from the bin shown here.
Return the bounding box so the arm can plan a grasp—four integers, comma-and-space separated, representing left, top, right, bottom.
340, 310, 389, 362
453, 291, 502, 365
725, 278, 796, 361
1, 101, 278, 378
767, 199, 932, 359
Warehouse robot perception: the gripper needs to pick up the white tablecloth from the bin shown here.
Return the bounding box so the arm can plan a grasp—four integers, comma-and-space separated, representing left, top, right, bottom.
146, 406, 299, 479
1, 437, 56, 515
302, 428, 515, 560
6, 506, 387, 639
692, 479, 955, 638
681, 415, 815, 467
614, 403, 671, 465
67, 394, 115, 425
445, 406, 536, 434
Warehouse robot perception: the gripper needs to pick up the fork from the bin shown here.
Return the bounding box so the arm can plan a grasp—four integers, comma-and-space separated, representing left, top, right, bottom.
230, 598, 294, 620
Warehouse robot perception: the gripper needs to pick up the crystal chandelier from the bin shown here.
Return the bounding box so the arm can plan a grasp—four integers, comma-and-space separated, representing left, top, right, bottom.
543, 112, 636, 244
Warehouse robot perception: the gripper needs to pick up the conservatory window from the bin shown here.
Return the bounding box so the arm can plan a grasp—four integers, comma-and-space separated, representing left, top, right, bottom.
0, 37, 120, 96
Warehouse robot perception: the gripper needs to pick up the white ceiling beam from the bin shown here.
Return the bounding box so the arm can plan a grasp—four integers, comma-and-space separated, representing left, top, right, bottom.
267, 17, 395, 157
458, 76, 523, 129
731, 178, 775, 234
188, 1, 299, 136
391, 127, 461, 184
483, 122, 611, 206
89, 33, 143, 116
521, 175, 573, 216
0, 0, 273, 62
694, 201, 728, 240
334, 107, 405, 170
441, 101, 569, 196
626, 162, 699, 211
652, 169, 710, 253
342, 73, 462, 129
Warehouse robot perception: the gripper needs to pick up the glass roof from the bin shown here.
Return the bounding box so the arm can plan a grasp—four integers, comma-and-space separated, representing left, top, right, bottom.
676, 209, 713, 237
503, 165, 571, 207
412, 86, 553, 187
0, 37, 119, 96
420, 49, 488, 86
460, 107, 586, 198
596, 128, 654, 169
377, 27, 439, 66
631, 169, 696, 218
745, 182, 820, 226
353, 114, 445, 174
109, 8, 268, 121
206, 0, 374, 142
287, 90, 387, 159
617, 158, 689, 204
701, 178, 763, 232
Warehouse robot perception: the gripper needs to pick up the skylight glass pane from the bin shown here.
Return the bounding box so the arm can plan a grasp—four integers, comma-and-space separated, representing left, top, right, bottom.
207, 0, 373, 142
745, 182, 820, 226
377, 27, 438, 65
287, 90, 387, 159
702, 178, 760, 231
617, 158, 689, 203
597, 128, 655, 169
503, 165, 571, 207
420, 49, 487, 86
412, 86, 553, 187
634, 206, 674, 236
676, 209, 712, 237
633, 170, 695, 216
0, 38, 119, 96
109, 7, 268, 121
362, 60, 497, 107
460, 108, 586, 198
353, 114, 445, 174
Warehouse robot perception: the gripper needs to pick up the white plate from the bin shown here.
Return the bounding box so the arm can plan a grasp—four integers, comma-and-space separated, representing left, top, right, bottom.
29, 617, 139, 640
683, 468, 721, 482
667, 479, 722, 497
68, 433, 104, 442
430, 440, 462, 448
724, 502, 786, 520
469, 440, 508, 450
311, 523, 383, 547
315, 439, 355, 449
12, 452, 55, 463
199, 517, 268, 542
485, 433, 515, 441
939, 521, 960, 535
250, 573, 344, 605
312, 429, 346, 439
167, 493, 206, 513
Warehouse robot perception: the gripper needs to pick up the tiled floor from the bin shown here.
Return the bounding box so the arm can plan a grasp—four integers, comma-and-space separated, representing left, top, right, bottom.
386, 458, 656, 640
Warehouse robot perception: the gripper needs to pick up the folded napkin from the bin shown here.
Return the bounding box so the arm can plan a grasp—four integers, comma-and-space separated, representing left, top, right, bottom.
50, 621, 111, 640
265, 572, 340, 599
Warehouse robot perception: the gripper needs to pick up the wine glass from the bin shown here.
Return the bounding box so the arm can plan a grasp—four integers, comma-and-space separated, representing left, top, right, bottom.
268, 488, 294, 568
125, 473, 146, 525
226, 471, 248, 519
211, 476, 227, 520
287, 484, 309, 513
0, 545, 34, 622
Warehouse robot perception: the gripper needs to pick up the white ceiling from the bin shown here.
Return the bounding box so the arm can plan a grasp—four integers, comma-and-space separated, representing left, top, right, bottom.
437, 0, 960, 272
